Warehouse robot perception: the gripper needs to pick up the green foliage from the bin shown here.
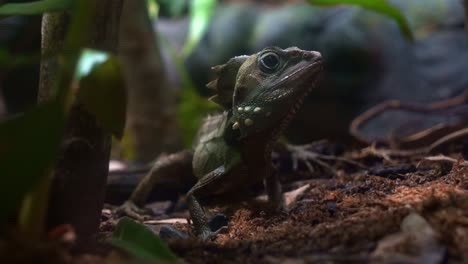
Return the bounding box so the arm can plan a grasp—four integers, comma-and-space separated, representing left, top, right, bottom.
308, 0, 413, 41
0, 0, 72, 16
0, 0, 126, 241
11, 0, 92, 238
110, 217, 179, 263
0, 0, 90, 226
147, 0, 160, 19
0, 101, 65, 221
75, 49, 109, 79
157, 0, 185, 17
179, 86, 218, 146
76, 50, 127, 139
182, 0, 217, 57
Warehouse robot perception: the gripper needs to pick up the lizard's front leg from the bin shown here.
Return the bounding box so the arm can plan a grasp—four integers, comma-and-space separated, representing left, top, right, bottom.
115, 150, 193, 220
187, 166, 228, 240
264, 168, 285, 211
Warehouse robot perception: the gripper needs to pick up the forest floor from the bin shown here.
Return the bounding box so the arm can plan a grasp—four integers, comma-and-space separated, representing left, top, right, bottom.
105, 145, 468, 264
2, 145, 467, 264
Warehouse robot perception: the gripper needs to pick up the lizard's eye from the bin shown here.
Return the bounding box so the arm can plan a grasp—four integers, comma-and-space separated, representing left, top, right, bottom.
259, 52, 280, 73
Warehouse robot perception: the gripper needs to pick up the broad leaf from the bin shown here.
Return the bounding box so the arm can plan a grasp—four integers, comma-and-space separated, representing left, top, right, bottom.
182, 0, 216, 57
308, 0, 413, 41
0, 101, 65, 220
76, 51, 126, 139
75, 49, 109, 79
0, 0, 72, 16
110, 217, 179, 263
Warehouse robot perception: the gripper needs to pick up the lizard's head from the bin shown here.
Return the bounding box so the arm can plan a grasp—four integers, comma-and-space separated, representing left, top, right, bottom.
207, 47, 323, 140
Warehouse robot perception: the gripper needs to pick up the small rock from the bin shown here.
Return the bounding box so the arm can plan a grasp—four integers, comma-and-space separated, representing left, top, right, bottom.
372, 213, 445, 264
326, 201, 337, 215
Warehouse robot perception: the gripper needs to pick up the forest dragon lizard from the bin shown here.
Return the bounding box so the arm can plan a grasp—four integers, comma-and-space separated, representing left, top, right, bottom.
116, 47, 323, 240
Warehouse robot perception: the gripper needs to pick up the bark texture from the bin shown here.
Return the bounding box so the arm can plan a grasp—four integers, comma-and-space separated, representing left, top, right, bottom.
119, 0, 181, 162
40, 1, 123, 238
465, 0, 468, 38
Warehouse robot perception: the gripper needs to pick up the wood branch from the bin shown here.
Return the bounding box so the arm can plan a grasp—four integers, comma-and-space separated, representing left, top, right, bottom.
464, 0, 468, 37
350, 91, 468, 149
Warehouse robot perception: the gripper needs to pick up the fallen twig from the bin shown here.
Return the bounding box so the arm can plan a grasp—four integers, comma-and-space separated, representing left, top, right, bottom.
350, 91, 468, 149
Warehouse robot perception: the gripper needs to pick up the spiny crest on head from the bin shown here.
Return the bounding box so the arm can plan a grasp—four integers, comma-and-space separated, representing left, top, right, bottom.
207, 55, 248, 109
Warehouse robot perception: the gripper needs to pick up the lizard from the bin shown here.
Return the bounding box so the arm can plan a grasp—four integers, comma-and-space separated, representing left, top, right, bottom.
116, 46, 323, 240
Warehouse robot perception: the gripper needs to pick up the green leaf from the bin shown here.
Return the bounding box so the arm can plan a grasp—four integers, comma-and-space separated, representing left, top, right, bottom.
308, 0, 413, 41
14, 0, 95, 237
76, 51, 127, 139
0, 100, 65, 220
110, 217, 179, 263
75, 49, 109, 79
178, 86, 218, 146
182, 0, 217, 57
0, 0, 73, 16
157, 0, 185, 17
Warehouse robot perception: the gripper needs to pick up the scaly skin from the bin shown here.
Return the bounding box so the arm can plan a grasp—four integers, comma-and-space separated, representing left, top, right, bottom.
116, 47, 323, 240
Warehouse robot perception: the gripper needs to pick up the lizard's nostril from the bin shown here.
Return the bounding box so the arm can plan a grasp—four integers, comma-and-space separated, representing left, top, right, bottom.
303, 51, 322, 61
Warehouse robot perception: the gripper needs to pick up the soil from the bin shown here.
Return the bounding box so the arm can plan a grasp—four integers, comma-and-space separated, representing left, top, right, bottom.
163, 152, 468, 264
101, 145, 468, 263
2, 147, 467, 264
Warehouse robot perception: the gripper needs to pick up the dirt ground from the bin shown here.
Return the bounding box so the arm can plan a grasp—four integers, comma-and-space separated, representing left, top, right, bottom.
103, 145, 468, 264
2, 147, 467, 264
160, 152, 468, 264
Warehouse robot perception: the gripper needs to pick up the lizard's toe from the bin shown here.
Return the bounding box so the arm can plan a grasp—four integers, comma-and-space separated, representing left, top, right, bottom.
198, 226, 228, 241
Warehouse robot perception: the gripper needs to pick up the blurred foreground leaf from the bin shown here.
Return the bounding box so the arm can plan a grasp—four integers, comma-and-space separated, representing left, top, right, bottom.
76, 51, 126, 139
110, 217, 179, 263
0, 101, 65, 220
0, 0, 72, 16
308, 0, 413, 41
182, 0, 216, 57
75, 49, 109, 79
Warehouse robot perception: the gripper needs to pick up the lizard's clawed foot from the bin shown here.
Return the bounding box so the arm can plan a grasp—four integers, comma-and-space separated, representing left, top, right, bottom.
197, 226, 228, 241
199, 213, 229, 240
114, 201, 153, 221
286, 143, 365, 176
159, 224, 227, 241
159, 225, 227, 242
159, 214, 229, 241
